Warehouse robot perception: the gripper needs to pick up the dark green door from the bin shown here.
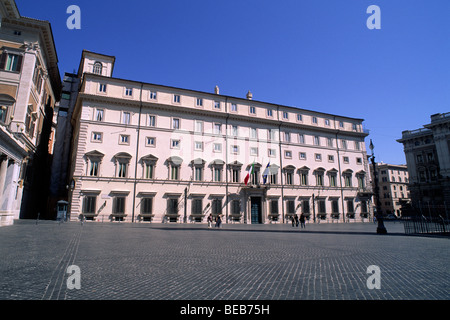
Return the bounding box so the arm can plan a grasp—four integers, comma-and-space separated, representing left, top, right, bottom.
251, 197, 262, 224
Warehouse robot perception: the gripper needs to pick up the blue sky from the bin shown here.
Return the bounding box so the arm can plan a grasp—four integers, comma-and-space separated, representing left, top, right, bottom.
17, 0, 450, 165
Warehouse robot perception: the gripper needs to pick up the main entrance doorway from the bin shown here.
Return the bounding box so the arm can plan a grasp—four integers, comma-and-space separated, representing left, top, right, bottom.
250, 197, 262, 224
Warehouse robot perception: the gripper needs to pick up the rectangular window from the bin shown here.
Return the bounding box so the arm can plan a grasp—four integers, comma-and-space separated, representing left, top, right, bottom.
232, 125, 238, 136
231, 145, 239, 154
0, 105, 9, 123
149, 91, 157, 100
312, 116, 318, 124
268, 129, 276, 140
315, 153, 322, 161
171, 139, 180, 149
194, 167, 202, 181
249, 106, 256, 114
83, 196, 97, 214
99, 83, 107, 92
325, 119, 330, 126
328, 155, 334, 162
213, 143, 222, 152
316, 173, 324, 186
214, 123, 222, 135
314, 136, 320, 146
329, 174, 336, 187
144, 163, 154, 179
267, 109, 273, 117
92, 132, 102, 142
347, 200, 354, 213
341, 139, 347, 150
146, 137, 156, 147
250, 128, 257, 139
142, 198, 153, 214
192, 199, 203, 215
327, 137, 333, 147
287, 200, 295, 214
283, 111, 289, 119
118, 163, 127, 178
212, 199, 222, 215
194, 141, 203, 151
122, 112, 130, 125
297, 114, 302, 122
284, 132, 290, 142
114, 197, 126, 214
231, 103, 237, 112
196, 98, 203, 107
195, 120, 203, 133
214, 101, 221, 109
356, 157, 362, 165
125, 88, 133, 96
213, 168, 221, 182
268, 149, 276, 157
171, 166, 179, 180
285, 150, 292, 159
172, 118, 180, 129
318, 200, 326, 214
119, 134, 130, 145
148, 115, 156, 127
302, 200, 310, 214
300, 172, 308, 186
286, 172, 293, 185
96, 109, 104, 122
299, 152, 307, 160
232, 168, 240, 183
332, 200, 339, 214
89, 160, 99, 177
355, 141, 360, 150
1, 53, 22, 72
299, 134, 305, 144
174, 95, 180, 103
167, 198, 179, 214
343, 156, 349, 164
250, 147, 258, 156
231, 200, 240, 215
270, 173, 277, 184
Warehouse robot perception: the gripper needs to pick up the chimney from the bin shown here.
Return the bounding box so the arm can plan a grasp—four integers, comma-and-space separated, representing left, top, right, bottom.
246, 90, 253, 100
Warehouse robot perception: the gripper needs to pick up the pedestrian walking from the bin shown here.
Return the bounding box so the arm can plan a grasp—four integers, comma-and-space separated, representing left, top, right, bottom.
215, 215, 222, 228
207, 214, 213, 228
300, 213, 306, 229
291, 215, 295, 227
294, 214, 299, 227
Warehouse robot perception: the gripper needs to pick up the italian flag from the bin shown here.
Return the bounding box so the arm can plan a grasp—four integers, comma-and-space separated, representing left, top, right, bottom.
244, 162, 255, 185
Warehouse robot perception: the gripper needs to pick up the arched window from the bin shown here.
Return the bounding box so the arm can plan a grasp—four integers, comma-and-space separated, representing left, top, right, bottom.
93, 61, 103, 75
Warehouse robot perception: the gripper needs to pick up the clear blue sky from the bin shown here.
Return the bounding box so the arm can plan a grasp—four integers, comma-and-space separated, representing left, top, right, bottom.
17, 0, 450, 165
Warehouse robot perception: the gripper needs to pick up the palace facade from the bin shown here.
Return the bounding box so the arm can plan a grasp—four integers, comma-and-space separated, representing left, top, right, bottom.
68, 51, 371, 224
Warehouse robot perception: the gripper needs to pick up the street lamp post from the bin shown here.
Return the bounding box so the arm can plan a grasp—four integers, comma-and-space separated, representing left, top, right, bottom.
369, 139, 387, 234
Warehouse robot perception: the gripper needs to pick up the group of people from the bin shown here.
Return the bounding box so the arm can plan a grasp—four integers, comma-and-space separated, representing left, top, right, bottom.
207, 214, 222, 228
291, 213, 306, 228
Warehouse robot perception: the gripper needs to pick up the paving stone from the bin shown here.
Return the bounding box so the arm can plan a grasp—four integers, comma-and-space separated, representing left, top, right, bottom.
0, 221, 448, 300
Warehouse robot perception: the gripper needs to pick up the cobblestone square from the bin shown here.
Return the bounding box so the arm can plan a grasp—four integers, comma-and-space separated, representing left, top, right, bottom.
0, 220, 448, 301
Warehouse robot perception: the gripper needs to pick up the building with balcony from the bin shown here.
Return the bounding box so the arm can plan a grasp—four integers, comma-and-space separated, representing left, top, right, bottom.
67, 50, 371, 224
0, 0, 61, 225
397, 113, 450, 214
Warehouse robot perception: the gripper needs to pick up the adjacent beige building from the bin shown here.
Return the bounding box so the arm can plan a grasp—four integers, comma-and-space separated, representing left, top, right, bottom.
0, 0, 61, 225
369, 162, 410, 217
68, 51, 372, 224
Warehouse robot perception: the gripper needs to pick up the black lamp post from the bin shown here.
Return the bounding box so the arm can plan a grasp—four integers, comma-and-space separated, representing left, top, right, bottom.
369, 140, 387, 234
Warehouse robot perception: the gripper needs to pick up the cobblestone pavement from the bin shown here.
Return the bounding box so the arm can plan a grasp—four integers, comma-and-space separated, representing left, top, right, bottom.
0, 220, 448, 301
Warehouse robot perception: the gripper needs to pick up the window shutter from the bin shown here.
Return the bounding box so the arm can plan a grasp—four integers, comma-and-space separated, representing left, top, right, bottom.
0, 53, 6, 70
